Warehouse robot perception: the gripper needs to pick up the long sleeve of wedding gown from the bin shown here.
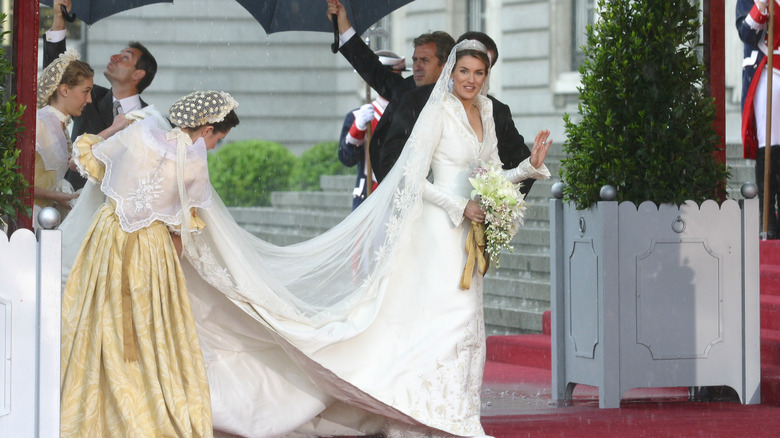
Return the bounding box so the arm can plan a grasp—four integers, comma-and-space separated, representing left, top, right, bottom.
423, 181, 469, 227
502, 158, 551, 184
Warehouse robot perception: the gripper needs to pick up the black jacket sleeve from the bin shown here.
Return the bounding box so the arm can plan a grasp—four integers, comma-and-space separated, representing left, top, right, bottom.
43, 37, 67, 68
339, 34, 406, 102
374, 85, 431, 181
491, 97, 535, 195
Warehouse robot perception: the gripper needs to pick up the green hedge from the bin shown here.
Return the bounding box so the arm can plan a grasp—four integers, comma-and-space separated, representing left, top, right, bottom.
208, 140, 297, 206
208, 140, 351, 206
289, 141, 352, 191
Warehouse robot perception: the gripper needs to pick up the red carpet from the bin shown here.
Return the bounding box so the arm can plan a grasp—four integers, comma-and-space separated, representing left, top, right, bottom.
478, 240, 780, 437
482, 402, 780, 437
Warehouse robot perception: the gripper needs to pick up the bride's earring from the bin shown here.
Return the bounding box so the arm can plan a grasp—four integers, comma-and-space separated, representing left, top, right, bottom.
448, 78, 453, 92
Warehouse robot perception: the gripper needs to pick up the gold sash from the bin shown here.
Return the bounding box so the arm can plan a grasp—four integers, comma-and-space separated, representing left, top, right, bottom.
460, 221, 489, 289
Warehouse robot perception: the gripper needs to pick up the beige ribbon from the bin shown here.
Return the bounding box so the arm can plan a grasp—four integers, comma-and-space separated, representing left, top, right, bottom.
121, 231, 139, 362
460, 221, 489, 289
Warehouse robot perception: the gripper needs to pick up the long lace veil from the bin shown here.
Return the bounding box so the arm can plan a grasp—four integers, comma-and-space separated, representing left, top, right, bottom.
59, 41, 490, 353
184, 41, 490, 346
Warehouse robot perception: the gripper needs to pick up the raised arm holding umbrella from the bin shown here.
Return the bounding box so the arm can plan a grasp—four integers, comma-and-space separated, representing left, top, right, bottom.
340, 49, 408, 208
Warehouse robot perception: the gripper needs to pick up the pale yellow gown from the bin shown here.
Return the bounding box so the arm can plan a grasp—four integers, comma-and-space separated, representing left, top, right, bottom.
61, 121, 213, 437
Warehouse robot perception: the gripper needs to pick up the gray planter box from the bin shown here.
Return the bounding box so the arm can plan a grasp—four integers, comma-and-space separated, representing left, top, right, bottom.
550, 197, 761, 408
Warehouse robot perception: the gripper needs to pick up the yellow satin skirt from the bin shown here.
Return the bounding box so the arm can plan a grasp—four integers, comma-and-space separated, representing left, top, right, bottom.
61, 204, 212, 437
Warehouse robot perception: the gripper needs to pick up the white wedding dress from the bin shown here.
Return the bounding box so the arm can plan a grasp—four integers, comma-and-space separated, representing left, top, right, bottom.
59, 41, 549, 438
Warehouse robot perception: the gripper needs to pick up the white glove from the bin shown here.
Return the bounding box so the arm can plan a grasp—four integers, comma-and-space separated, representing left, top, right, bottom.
353, 104, 374, 131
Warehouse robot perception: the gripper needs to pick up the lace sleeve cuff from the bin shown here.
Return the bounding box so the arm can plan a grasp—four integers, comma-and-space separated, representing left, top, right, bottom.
502, 158, 551, 184
423, 182, 469, 226
72, 134, 106, 183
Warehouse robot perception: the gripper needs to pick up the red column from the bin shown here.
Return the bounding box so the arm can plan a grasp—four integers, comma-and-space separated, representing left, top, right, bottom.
12, 0, 39, 230
703, 0, 726, 166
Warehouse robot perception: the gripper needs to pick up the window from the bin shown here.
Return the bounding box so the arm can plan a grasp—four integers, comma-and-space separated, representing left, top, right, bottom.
552, 0, 596, 97
571, 0, 595, 69
364, 16, 391, 51
467, 0, 486, 32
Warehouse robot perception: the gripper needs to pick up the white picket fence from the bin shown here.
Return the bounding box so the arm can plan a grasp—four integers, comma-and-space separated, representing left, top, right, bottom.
0, 226, 61, 437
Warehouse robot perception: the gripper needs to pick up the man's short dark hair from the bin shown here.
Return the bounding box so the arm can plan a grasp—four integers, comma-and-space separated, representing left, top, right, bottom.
457, 32, 499, 66
413, 31, 456, 66
129, 41, 157, 93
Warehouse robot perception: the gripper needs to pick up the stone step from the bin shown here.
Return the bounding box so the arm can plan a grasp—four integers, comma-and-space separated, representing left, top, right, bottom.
271, 191, 353, 215
320, 175, 357, 192
230, 207, 345, 235
511, 226, 551, 247
524, 179, 557, 201
484, 295, 549, 335
489, 250, 551, 275
484, 276, 551, 302
242, 230, 312, 246
523, 200, 551, 222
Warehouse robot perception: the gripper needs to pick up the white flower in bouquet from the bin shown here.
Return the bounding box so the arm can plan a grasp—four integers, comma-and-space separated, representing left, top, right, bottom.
468, 162, 526, 267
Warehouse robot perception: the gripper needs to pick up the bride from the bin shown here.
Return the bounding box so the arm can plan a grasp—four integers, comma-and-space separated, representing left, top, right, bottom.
61, 40, 551, 438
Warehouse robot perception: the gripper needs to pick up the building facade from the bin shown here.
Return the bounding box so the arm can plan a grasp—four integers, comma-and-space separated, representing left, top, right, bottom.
35, 0, 743, 155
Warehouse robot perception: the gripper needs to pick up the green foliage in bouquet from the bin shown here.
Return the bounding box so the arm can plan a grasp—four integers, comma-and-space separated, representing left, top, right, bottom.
208, 140, 296, 206
561, 0, 729, 209
289, 141, 351, 191
0, 14, 29, 221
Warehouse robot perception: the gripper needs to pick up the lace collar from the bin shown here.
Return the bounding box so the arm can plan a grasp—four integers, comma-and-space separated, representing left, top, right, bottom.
42, 105, 72, 126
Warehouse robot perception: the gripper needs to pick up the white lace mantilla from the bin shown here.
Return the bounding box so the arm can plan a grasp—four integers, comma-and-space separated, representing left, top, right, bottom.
93, 117, 212, 233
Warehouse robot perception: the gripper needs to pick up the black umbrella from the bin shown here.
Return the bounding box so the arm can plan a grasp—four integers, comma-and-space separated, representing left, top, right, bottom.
39, 0, 173, 25
236, 0, 414, 35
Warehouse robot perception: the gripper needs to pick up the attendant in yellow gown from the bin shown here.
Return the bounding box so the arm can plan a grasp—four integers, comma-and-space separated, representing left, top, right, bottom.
61, 91, 239, 437
34, 49, 93, 227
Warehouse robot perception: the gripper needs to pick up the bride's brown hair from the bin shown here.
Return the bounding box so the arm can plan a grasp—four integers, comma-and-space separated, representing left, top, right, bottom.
452, 49, 490, 73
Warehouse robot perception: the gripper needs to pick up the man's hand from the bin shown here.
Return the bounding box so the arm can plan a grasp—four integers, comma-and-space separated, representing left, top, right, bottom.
97, 114, 132, 140
50, 0, 72, 32
326, 0, 351, 34
354, 104, 374, 131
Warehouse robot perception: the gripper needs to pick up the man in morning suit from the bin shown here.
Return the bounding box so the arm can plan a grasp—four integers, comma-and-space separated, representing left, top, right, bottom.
338, 51, 407, 210
44, 0, 158, 190
326, 0, 455, 182
377, 32, 535, 194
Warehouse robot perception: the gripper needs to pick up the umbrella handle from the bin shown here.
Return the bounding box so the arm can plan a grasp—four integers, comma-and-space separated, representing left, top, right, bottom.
60, 4, 77, 23
331, 14, 339, 54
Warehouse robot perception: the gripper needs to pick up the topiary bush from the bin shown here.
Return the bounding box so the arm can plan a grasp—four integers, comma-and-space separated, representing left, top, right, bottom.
0, 13, 29, 228
289, 141, 351, 191
561, 0, 729, 209
208, 140, 296, 206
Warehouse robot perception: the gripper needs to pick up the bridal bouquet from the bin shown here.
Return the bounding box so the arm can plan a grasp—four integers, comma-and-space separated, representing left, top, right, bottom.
469, 162, 526, 267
